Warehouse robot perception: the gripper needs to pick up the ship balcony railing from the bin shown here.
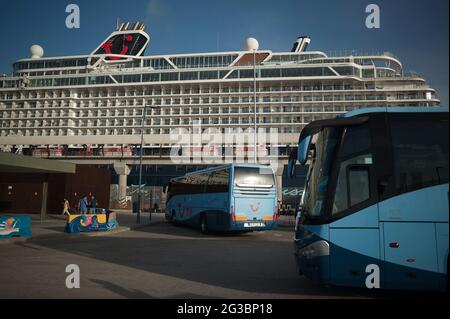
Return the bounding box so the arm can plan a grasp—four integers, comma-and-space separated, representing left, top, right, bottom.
27, 152, 290, 160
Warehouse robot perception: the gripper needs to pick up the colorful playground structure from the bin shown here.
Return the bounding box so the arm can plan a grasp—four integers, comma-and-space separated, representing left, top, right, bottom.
64, 211, 119, 233
0, 215, 31, 238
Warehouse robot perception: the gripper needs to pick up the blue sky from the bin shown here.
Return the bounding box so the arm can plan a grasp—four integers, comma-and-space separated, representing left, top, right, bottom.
1, 0, 448, 105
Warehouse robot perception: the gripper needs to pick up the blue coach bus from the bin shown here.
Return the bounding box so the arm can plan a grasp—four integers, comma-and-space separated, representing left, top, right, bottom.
288, 107, 449, 291
165, 164, 278, 233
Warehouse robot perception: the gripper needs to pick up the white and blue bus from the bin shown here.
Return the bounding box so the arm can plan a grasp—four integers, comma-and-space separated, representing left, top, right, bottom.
165, 164, 279, 233
289, 107, 449, 291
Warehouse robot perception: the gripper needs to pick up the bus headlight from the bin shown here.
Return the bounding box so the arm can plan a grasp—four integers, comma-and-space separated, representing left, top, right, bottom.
299, 240, 330, 258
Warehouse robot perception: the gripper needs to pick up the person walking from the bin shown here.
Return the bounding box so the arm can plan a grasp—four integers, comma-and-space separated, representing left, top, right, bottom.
62, 198, 71, 216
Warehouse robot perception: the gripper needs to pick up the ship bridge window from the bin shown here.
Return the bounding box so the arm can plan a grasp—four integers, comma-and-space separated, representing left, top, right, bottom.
29, 61, 45, 69
142, 73, 160, 82
199, 71, 219, 80
261, 69, 281, 78
123, 74, 141, 83
227, 70, 238, 79
362, 68, 375, 78
180, 72, 199, 81
333, 66, 359, 76
161, 72, 179, 81
144, 58, 172, 70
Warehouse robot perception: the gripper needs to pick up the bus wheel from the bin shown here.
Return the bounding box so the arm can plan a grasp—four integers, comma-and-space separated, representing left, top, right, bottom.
200, 214, 208, 234
171, 210, 177, 225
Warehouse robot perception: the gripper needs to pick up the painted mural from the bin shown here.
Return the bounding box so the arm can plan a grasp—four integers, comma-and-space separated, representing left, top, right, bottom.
65, 212, 118, 233
0, 216, 31, 238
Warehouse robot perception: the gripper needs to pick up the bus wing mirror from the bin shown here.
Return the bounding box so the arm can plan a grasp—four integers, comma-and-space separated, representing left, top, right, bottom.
296, 204, 303, 218
298, 136, 312, 165
288, 147, 298, 178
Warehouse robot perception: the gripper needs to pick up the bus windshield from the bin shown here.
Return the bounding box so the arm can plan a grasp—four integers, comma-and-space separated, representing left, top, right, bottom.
234, 167, 275, 187
302, 127, 342, 218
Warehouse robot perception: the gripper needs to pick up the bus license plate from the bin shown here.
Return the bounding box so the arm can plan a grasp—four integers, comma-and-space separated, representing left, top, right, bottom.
244, 222, 266, 228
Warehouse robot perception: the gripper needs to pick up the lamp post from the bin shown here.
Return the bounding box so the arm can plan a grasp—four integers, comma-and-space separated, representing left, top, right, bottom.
253, 49, 257, 164
136, 102, 157, 224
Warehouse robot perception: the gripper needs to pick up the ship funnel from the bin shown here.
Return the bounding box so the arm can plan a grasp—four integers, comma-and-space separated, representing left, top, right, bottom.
118, 23, 125, 31
123, 22, 130, 31
132, 22, 139, 30
291, 36, 311, 53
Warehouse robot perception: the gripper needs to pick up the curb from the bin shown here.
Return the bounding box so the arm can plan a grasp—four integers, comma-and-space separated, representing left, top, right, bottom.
80, 226, 131, 237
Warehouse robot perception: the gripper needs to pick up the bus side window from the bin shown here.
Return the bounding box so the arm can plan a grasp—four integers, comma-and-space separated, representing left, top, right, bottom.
332, 154, 373, 215
347, 166, 370, 207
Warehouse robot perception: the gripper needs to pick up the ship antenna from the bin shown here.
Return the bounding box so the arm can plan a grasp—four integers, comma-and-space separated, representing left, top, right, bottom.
116, 17, 120, 31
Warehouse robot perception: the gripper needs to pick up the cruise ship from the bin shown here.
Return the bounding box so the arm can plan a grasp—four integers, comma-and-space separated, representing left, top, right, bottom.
0, 22, 440, 210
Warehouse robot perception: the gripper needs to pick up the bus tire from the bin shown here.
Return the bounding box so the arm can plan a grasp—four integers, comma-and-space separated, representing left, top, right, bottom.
171, 210, 178, 225
200, 214, 208, 234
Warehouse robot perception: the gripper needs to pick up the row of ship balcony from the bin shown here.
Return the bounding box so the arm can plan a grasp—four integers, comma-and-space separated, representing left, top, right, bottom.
10, 145, 293, 159
0, 81, 432, 100
0, 94, 435, 111
1, 102, 436, 121
0, 102, 438, 122
1, 126, 307, 137
0, 67, 423, 90
1, 115, 331, 129
0, 110, 342, 120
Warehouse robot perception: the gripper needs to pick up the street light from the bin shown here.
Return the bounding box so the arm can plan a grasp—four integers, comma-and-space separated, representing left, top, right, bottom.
136, 102, 158, 224
253, 48, 257, 164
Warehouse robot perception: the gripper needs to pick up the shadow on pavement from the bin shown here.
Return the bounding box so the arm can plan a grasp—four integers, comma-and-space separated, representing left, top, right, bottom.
31, 222, 447, 299
90, 278, 223, 299
90, 279, 154, 298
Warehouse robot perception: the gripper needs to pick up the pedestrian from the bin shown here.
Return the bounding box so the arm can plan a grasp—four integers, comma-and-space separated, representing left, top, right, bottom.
62, 198, 71, 216
79, 195, 88, 215
90, 195, 98, 214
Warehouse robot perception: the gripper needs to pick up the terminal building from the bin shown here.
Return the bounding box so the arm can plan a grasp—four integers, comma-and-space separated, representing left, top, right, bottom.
0, 22, 440, 211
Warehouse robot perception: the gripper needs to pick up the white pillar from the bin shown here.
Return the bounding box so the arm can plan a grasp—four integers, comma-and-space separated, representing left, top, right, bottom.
41, 174, 49, 221
118, 174, 128, 201
277, 174, 283, 203
274, 166, 284, 204
114, 163, 130, 208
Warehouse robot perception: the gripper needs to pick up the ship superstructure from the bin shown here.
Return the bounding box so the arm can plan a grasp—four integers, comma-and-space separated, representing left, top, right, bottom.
0, 22, 440, 209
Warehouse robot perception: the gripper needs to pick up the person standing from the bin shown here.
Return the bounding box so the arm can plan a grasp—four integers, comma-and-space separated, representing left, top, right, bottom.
62, 198, 71, 216
79, 195, 88, 215
90, 195, 98, 214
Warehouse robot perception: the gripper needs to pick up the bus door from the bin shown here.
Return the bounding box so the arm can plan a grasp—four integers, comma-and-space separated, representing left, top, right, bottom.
328, 124, 380, 287
328, 156, 380, 287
